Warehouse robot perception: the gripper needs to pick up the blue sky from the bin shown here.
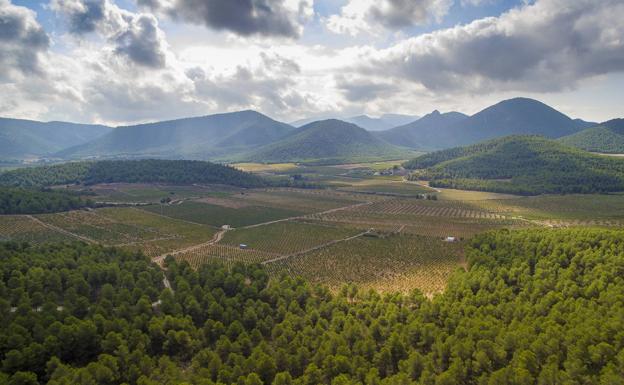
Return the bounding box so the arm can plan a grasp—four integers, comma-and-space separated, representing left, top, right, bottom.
0, 0, 622, 125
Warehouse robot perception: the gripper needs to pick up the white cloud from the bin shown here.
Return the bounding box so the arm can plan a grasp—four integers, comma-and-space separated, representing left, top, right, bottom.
51, 0, 170, 67
138, 0, 313, 38
326, 0, 453, 36
344, 0, 624, 96
0, 0, 50, 80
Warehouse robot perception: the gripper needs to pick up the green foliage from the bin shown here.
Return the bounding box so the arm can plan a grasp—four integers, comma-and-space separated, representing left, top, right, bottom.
558, 119, 624, 153
2, 227, 624, 383
405, 135, 624, 195
0, 188, 94, 214
246, 120, 410, 163
0, 160, 267, 189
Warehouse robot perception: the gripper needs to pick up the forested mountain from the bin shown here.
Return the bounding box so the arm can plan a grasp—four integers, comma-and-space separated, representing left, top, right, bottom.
0, 160, 266, 188
2, 227, 624, 384
378, 98, 595, 150
405, 135, 624, 194
376, 110, 468, 149
245, 119, 410, 163
558, 119, 624, 153
291, 114, 419, 131
0, 118, 111, 160
59, 111, 296, 160
0, 187, 94, 214
343, 114, 420, 131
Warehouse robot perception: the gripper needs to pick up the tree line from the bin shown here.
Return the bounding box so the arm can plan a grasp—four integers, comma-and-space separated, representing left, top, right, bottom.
0, 187, 94, 215
0, 160, 268, 189
1, 227, 623, 384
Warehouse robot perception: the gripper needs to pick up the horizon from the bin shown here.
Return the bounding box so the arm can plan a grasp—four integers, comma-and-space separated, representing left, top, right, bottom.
0, 96, 613, 128
1, 0, 622, 126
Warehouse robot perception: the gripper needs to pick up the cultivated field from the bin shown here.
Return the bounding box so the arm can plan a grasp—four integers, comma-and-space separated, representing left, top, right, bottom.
2, 161, 621, 293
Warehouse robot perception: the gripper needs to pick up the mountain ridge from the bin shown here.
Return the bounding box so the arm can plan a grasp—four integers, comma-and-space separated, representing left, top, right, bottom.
244, 119, 411, 163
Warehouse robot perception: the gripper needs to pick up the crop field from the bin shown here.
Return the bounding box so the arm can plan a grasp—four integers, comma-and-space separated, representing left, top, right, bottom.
97, 208, 217, 257
221, 221, 361, 255
141, 201, 303, 228
337, 180, 434, 196
36, 210, 168, 244
0, 215, 74, 243
233, 189, 366, 212
83, 183, 240, 203
264, 234, 464, 294
232, 163, 298, 173
176, 243, 279, 269
353, 199, 508, 219
5, 173, 618, 294
467, 194, 624, 221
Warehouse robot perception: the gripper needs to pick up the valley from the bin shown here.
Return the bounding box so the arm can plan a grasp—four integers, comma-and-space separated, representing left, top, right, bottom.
2, 160, 623, 296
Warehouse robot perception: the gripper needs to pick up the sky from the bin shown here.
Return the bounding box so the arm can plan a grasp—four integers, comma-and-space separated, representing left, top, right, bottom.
0, 0, 622, 126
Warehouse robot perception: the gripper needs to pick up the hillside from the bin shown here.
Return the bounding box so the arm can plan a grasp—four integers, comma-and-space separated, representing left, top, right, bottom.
378, 98, 594, 150
377, 110, 468, 149
0, 118, 111, 159
3, 228, 624, 383
0, 159, 266, 188
344, 113, 419, 131
292, 113, 419, 131
558, 119, 624, 153
245, 119, 411, 163
405, 135, 624, 195
60, 110, 296, 160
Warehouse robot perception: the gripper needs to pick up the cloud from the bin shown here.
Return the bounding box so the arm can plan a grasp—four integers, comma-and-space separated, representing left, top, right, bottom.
327, 0, 453, 36
51, 0, 168, 68
139, 0, 313, 38
351, 0, 624, 94
114, 14, 166, 68
0, 0, 50, 79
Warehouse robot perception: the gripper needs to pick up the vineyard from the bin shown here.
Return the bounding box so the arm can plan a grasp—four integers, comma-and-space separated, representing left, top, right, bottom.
36, 210, 169, 244
141, 201, 303, 227
0, 215, 74, 243
264, 234, 463, 294
221, 221, 361, 255
175, 243, 279, 269
4, 171, 622, 294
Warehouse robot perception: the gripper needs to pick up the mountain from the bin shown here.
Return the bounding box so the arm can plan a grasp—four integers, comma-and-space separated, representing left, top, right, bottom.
558, 119, 624, 154
0, 118, 112, 160
245, 119, 411, 163
60, 110, 296, 160
343, 114, 420, 131
292, 114, 420, 131
0, 159, 266, 188
378, 98, 593, 150
377, 110, 468, 150
405, 135, 624, 195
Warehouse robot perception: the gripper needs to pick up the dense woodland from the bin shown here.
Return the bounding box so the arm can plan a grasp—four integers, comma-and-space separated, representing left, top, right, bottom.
0, 160, 267, 189
558, 119, 624, 154
0, 187, 94, 215
405, 136, 624, 195
1, 228, 623, 384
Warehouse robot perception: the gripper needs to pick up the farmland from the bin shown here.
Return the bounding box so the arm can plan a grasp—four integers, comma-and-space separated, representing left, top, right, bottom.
1, 161, 623, 293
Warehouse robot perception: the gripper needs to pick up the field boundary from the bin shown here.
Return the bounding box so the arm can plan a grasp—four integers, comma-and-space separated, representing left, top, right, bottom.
28, 215, 96, 244
261, 229, 371, 265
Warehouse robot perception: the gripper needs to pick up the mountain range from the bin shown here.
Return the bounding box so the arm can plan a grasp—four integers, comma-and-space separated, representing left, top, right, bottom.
291, 113, 420, 131
405, 135, 624, 195
1, 97, 614, 164
0, 118, 111, 160
243, 119, 411, 163
558, 119, 624, 154
378, 98, 595, 150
